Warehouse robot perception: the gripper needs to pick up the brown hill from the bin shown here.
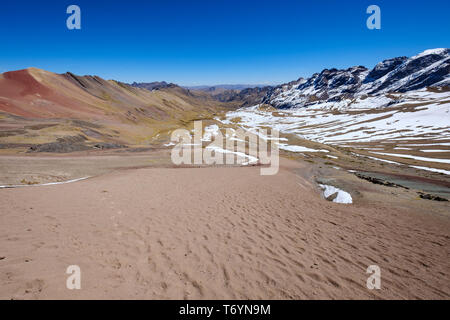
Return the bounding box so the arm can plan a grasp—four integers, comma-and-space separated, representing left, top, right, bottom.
0, 68, 232, 152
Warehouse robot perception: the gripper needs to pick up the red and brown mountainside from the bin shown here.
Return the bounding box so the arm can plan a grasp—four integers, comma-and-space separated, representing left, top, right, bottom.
0, 68, 231, 152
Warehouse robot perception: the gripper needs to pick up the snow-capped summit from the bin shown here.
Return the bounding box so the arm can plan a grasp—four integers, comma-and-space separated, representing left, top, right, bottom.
263, 48, 450, 109
361, 48, 450, 94
413, 48, 448, 59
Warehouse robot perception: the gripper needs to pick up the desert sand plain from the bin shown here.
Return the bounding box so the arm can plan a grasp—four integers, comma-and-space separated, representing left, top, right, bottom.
0, 149, 449, 300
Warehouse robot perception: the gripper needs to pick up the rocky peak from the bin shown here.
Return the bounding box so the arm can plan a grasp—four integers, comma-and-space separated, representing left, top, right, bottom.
261, 48, 449, 109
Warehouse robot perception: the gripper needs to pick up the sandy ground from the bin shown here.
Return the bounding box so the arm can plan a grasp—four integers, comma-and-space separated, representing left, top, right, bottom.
0, 149, 173, 186
0, 157, 449, 300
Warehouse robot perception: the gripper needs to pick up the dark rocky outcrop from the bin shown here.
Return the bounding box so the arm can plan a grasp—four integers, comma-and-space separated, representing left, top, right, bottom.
418, 192, 448, 202
355, 173, 409, 189
363, 57, 408, 83
28, 135, 126, 153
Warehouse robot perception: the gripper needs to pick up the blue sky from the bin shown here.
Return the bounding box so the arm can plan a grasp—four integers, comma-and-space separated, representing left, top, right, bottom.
0, 0, 449, 85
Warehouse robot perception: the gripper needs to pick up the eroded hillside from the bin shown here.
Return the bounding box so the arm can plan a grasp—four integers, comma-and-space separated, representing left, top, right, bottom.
0, 68, 233, 152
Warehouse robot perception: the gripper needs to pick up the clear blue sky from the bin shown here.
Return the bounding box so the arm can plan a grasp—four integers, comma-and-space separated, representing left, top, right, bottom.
0, 0, 449, 85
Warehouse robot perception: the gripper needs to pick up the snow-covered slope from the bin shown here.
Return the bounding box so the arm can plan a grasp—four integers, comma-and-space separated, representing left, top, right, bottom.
222, 49, 450, 175
222, 87, 450, 174
224, 88, 450, 145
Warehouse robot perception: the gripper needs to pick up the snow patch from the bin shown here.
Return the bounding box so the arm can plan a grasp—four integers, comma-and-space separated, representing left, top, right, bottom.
277, 143, 328, 153
0, 177, 90, 189
319, 184, 353, 204
420, 149, 450, 153
370, 152, 450, 164
410, 166, 450, 175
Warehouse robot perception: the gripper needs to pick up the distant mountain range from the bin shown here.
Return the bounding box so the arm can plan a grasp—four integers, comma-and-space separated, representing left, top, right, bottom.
0, 48, 448, 153
129, 83, 267, 92
184, 84, 268, 91
130, 81, 178, 91
129, 83, 272, 107
131, 49, 449, 109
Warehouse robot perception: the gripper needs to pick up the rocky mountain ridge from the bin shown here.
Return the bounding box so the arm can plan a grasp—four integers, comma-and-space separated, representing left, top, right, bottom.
262, 48, 449, 109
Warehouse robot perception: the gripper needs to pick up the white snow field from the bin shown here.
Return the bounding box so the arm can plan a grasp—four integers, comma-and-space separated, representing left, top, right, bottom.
221, 87, 450, 174
319, 184, 353, 204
